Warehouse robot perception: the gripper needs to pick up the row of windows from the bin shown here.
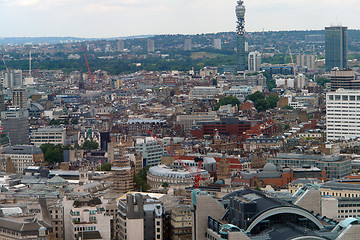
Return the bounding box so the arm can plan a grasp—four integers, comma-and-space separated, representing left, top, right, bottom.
322, 192, 360, 198
339, 215, 360, 218
339, 209, 360, 213
31, 136, 63, 139
328, 95, 360, 101
74, 226, 96, 232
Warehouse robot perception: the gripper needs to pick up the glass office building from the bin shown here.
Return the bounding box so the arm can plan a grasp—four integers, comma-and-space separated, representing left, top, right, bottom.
325, 26, 348, 72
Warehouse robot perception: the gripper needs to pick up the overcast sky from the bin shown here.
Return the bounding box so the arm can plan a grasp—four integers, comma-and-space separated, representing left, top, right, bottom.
0, 0, 359, 38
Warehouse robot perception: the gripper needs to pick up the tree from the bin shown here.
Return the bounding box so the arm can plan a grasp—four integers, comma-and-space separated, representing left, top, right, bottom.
71, 118, 79, 125
49, 119, 61, 126
212, 78, 217, 86
254, 99, 270, 112
316, 77, 330, 86
134, 166, 151, 191
283, 105, 294, 110
245, 91, 265, 103
97, 162, 111, 171
284, 124, 290, 130
267, 79, 277, 91
162, 182, 169, 188
169, 89, 175, 97
82, 140, 99, 150
40, 144, 64, 164
267, 94, 280, 108
215, 96, 240, 110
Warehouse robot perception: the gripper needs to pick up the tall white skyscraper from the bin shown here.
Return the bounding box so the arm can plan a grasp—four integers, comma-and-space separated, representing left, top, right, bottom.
213, 39, 221, 50
184, 39, 192, 51
117, 39, 124, 52
296, 54, 316, 71
326, 89, 360, 141
4, 70, 22, 89
147, 39, 155, 52
248, 51, 261, 72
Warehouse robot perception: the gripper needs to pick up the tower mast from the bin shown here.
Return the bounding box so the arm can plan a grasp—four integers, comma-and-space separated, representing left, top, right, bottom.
236, 0, 246, 71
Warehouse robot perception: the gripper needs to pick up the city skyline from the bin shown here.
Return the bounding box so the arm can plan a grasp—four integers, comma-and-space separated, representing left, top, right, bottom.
0, 0, 359, 38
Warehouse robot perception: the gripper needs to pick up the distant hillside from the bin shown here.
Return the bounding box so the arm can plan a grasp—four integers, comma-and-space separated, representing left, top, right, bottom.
0, 35, 154, 45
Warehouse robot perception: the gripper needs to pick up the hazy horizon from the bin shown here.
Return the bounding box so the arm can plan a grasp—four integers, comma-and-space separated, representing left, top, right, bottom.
0, 0, 359, 38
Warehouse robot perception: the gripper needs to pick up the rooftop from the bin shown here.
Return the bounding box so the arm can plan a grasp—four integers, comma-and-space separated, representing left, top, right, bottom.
272, 153, 346, 162
4, 145, 43, 155
148, 165, 209, 179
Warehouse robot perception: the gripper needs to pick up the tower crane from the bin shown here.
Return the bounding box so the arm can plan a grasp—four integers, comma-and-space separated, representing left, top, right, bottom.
83, 53, 95, 89
146, 130, 205, 188
2, 55, 9, 71
288, 46, 296, 79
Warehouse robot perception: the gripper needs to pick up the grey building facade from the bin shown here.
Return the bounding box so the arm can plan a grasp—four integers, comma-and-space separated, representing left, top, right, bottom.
1, 107, 29, 145
267, 153, 351, 179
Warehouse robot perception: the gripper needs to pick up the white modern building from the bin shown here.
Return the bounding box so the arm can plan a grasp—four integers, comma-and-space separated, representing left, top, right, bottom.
326, 89, 360, 141
275, 78, 295, 88
296, 54, 316, 70
248, 51, 261, 72
117, 193, 164, 240
4, 69, 22, 89
135, 137, 166, 166
295, 74, 308, 90
184, 39, 192, 51
147, 39, 155, 52
30, 126, 66, 146
213, 39, 222, 50
224, 86, 253, 101
63, 196, 113, 240
189, 86, 222, 99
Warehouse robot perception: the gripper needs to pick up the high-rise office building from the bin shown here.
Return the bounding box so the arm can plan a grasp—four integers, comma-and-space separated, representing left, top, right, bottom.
213, 38, 221, 50
4, 70, 22, 89
117, 39, 124, 51
0, 93, 5, 112
248, 51, 261, 72
79, 71, 85, 90
1, 107, 29, 145
184, 38, 192, 51
236, 0, 247, 71
12, 88, 27, 109
325, 26, 348, 72
296, 54, 316, 71
326, 89, 360, 141
330, 68, 358, 91
147, 39, 155, 52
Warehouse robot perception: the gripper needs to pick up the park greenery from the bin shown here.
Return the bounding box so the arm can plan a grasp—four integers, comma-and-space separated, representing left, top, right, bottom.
40, 140, 99, 164
315, 77, 330, 86
134, 166, 151, 191
40, 144, 67, 164
245, 91, 280, 112
215, 96, 241, 110
97, 162, 112, 171
81, 140, 99, 150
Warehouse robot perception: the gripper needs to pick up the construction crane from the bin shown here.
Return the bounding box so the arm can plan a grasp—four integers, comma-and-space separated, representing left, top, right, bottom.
288, 46, 296, 79
1, 55, 9, 71
83, 54, 95, 89
146, 130, 204, 188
